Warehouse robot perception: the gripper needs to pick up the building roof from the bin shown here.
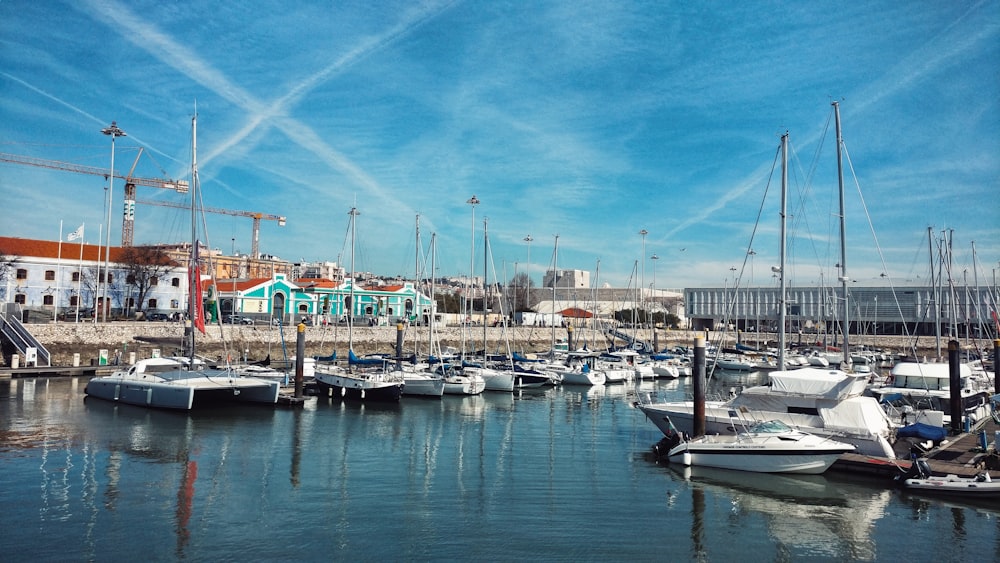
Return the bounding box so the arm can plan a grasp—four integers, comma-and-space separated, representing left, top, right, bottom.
205, 277, 273, 292
1, 235, 145, 263
294, 278, 340, 289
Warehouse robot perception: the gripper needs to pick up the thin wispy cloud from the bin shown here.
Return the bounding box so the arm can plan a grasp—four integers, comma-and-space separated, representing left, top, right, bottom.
2, 1, 996, 288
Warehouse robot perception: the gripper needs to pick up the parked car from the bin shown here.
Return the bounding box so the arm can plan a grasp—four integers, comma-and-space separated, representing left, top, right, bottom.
223, 314, 254, 325
145, 312, 170, 322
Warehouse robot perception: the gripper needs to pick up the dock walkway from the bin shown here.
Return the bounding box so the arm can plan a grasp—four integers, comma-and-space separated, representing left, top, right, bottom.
833, 415, 1000, 478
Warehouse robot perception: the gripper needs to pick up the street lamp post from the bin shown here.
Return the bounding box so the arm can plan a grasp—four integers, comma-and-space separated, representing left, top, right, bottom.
100, 121, 126, 322
651, 253, 659, 327
466, 195, 479, 325
523, 235, 532, 321
639, 229, 647, 327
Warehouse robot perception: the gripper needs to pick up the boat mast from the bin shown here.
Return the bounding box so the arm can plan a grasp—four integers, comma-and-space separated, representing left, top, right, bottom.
483, 217, 488, 359
348, 207, 358, 354
778, 132, 788, 371
929, 226, 940, 358
429, 233, 436, 358
188, 114, 199, 362
833, 101, 852, 371
414, 214, 421, 357
551, 235, 559, 355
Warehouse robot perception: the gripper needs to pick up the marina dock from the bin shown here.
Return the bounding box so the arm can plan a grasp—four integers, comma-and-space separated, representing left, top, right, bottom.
833, 415, 1000, 479
0, 364, 117, 379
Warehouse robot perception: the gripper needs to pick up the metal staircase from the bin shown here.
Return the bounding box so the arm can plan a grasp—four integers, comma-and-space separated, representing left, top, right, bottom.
1, 304, 51, 367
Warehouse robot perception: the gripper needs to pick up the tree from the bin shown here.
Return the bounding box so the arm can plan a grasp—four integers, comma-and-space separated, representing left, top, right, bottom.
0, 248, 17, 301
507, 272, 534, 312
117, 246, 175, 315
434, 292, 462, 314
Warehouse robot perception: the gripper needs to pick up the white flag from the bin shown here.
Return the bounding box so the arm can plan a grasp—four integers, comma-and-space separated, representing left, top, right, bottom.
67, 224, 84, 241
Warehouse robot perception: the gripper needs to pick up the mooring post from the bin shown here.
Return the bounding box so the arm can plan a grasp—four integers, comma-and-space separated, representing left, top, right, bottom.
994, 339, 999, 396
295, 322, 305, 398
693, 335, 706, 438
395, 323, 404, 370
948, 339, 962, 435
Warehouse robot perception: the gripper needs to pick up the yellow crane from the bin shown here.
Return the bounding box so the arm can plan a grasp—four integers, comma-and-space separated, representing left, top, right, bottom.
0, 150, 188, 246
134, 198, 286, 260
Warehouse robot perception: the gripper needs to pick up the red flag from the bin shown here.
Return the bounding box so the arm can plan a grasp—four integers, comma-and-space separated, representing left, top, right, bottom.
190, 242, 206, 334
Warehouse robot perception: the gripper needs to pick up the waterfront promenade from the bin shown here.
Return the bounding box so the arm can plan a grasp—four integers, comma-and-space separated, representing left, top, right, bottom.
4, 321, 973, 369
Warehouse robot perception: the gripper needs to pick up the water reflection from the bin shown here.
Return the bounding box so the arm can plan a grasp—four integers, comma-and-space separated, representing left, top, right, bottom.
3, 377, 998, 561
670, 465, 888, 560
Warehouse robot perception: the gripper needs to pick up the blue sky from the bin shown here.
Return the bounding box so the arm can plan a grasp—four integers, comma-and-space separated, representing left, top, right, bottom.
1, 1, 997, 290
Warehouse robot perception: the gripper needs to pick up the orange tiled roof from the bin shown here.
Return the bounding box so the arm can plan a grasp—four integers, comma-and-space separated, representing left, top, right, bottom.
293, 278, 340, 289
205, 278, 271, 292
0, 235, 153, 263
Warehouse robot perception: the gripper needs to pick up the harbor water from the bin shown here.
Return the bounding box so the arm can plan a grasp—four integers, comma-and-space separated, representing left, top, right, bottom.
1, 375, 998, 561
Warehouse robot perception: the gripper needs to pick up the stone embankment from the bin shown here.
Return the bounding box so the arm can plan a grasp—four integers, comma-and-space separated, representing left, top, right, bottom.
15, 322, 957, 367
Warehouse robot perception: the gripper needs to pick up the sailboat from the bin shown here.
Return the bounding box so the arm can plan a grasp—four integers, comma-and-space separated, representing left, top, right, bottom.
400, 222, 445, 398
84, 115, 280, 409
312, 207, 405, 401
636, 115, 897, 459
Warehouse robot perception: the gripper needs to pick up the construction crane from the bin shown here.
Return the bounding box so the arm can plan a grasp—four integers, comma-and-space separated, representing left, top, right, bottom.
0, 150, 189, 246
135, 198, 286, 260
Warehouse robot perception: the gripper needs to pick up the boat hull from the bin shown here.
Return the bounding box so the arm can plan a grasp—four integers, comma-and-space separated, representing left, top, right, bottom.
667, 441, 849, 474
637, 401, 896, 459
903, 477, 1000, 497
402, 373, 445, 397
84, 375, 280, 410
442, 376, 486, 395
314, 371, 403, 402
559, 371, 607, 385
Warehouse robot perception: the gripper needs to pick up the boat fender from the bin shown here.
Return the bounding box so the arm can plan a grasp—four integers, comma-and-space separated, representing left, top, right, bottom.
682, 452, 692, 466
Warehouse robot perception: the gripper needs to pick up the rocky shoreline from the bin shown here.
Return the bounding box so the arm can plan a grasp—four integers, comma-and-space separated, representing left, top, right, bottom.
11, 322, 965, 367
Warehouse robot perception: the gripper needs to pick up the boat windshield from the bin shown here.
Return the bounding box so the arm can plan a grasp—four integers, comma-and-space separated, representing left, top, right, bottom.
747, 420, 793, 434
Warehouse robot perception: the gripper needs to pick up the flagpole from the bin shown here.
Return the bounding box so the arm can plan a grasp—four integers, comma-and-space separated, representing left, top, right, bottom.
94, 223, 102, 324
56, 221, 63, 323
77, 224, 85, 323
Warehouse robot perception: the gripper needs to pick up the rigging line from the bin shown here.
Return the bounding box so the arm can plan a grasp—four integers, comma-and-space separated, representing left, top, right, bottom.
788, 116, 835, 277
842, 143, 919, 357
717, 139, 783, 353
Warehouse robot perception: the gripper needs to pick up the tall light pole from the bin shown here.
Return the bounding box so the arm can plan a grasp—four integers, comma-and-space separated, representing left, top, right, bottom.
100, 121, 126, 322
524, 235, 533, 285
466, 195, 479, 324
524, 235, 533, 320
639, 229, 647, 326
650, 253, 659, 327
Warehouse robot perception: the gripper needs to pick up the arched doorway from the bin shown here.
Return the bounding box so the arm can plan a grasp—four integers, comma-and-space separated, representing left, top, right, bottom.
271, 292, 286, 324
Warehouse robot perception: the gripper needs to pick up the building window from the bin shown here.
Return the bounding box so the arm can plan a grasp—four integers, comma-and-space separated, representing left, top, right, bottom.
16, 269, 27, 280
148, 299, 158, 309
170, 299, 180, 309
107, 273, 113, 284
72, 272, 81, 282
150, 277, 158, 286
70, 296, 79, 307
126, 297, 135, 308
14, 293, 26, 304
43, 295, 54, 305
45, 270, 56, 281
172, 277, 181, 287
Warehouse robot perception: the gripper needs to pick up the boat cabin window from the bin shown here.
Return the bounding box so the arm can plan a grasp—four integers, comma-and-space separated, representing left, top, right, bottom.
748, 420, 793, 433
